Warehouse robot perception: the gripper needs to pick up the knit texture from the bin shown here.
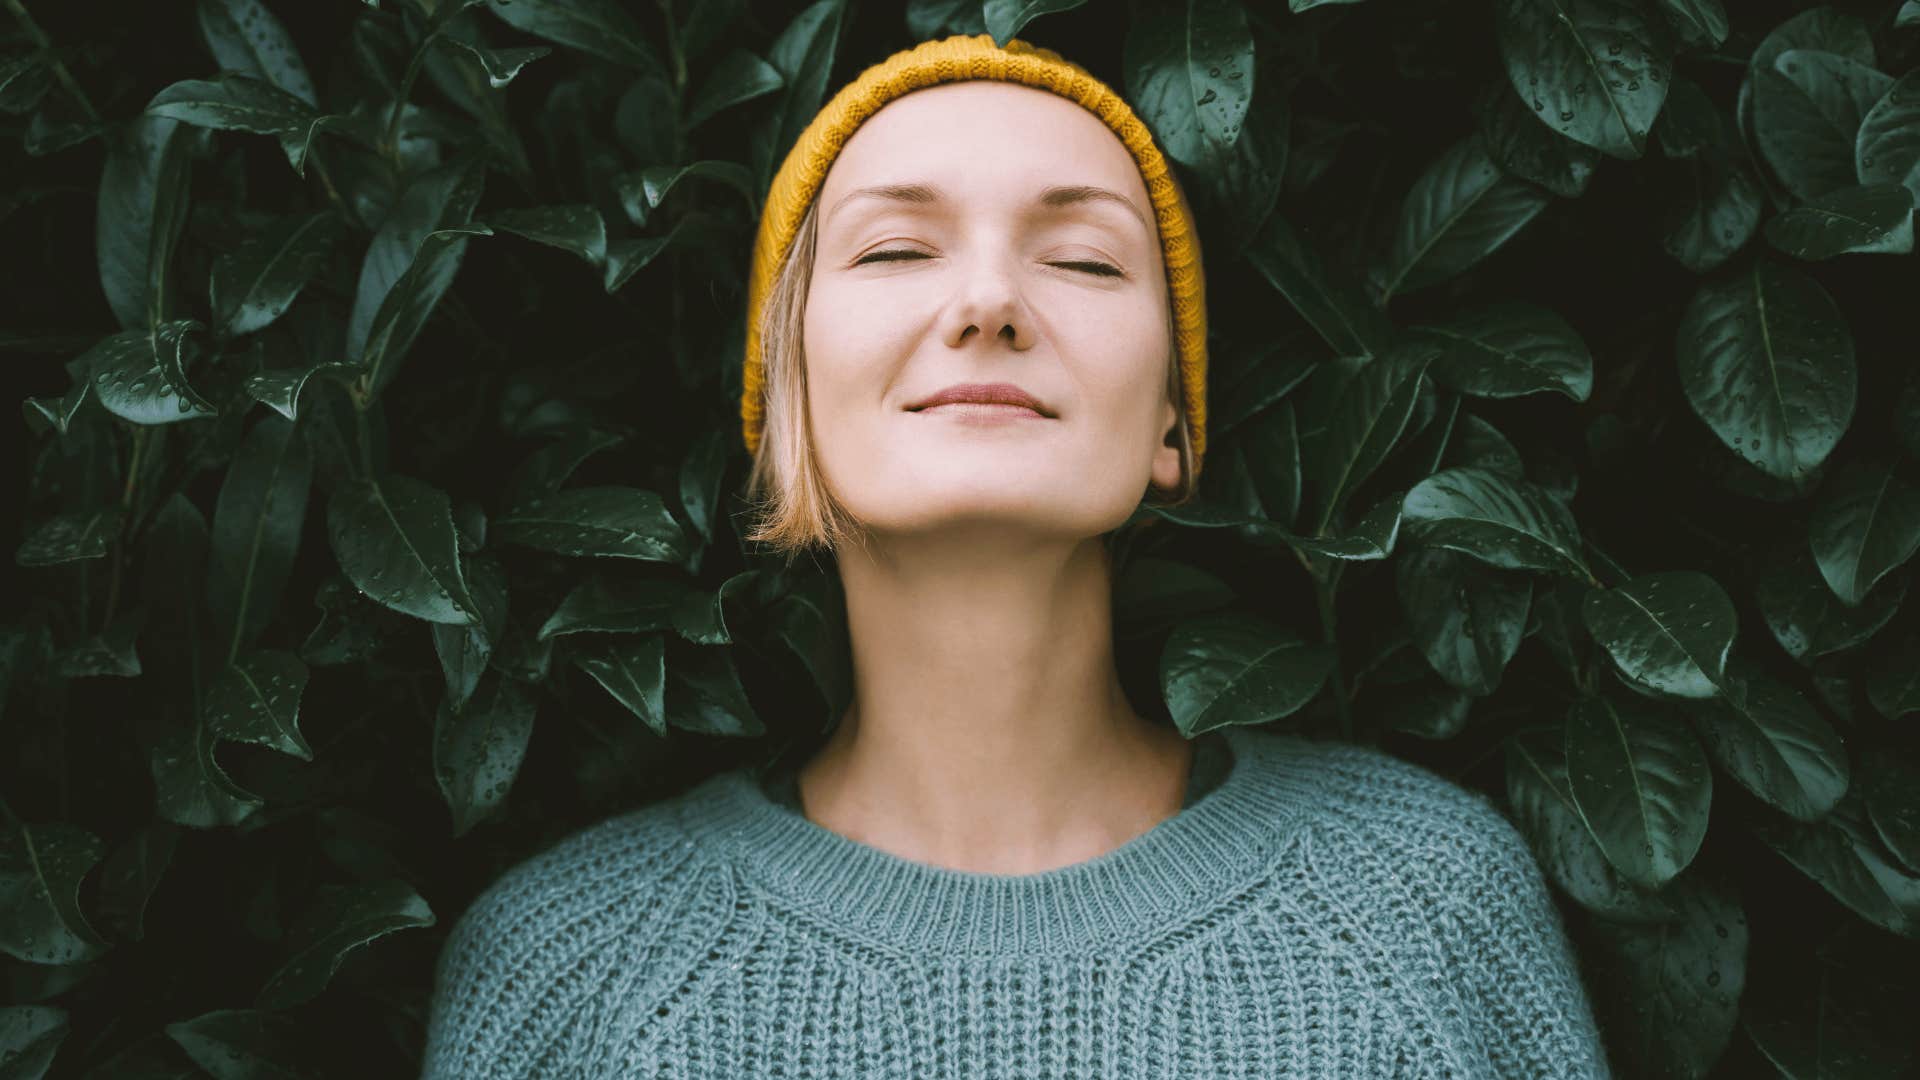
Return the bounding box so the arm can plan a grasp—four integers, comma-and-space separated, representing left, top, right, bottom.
421, 725, 1614, 1079
740, 32, 1210, 467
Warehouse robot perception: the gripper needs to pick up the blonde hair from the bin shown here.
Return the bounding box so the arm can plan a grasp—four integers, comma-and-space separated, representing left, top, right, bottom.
741, 193, 1199, 564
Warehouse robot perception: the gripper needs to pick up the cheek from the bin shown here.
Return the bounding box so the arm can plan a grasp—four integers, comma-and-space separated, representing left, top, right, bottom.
1064, 315, 1170, 421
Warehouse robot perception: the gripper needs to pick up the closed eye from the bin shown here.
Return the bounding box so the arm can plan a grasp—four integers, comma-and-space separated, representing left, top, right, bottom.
853, 249, 1124, 278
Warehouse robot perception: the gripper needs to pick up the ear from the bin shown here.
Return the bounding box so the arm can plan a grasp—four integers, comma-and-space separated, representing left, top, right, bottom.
1149, 394, 1183, 496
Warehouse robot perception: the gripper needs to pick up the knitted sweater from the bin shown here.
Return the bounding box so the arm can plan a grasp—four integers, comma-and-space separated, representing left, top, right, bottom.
420, 724, 1614, 1079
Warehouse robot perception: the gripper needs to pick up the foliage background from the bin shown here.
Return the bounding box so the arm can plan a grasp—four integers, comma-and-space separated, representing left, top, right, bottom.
4, 0, 1920, 1076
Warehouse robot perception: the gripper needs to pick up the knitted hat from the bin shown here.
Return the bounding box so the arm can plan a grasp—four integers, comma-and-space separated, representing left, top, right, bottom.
740, 32, 1209, 472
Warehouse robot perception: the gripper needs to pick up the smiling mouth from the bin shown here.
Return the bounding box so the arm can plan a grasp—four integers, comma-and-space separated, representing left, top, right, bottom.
912, 402, 1049, 418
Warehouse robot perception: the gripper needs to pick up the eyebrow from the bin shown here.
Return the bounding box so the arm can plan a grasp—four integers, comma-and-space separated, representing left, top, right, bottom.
825, 182, 1153, 237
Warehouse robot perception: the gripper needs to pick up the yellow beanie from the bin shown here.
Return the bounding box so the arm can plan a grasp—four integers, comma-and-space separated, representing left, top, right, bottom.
740, 31, 1209, 472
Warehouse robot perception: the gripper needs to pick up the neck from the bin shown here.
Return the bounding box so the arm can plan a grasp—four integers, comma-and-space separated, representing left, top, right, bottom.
797, 530, 1193, 875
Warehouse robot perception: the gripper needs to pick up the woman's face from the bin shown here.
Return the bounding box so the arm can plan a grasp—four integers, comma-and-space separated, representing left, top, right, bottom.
803, 80, 1182, 545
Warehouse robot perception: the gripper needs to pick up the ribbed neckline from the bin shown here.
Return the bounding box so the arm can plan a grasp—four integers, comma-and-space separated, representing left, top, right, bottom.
673, 724, 1326, 957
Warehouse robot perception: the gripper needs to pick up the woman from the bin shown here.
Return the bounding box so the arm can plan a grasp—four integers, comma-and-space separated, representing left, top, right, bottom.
421, 33, 1614, 1079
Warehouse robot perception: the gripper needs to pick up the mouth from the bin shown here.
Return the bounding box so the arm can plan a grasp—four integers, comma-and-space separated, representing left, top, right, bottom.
906, 382, 1056, 417
912, 402, 1048, 418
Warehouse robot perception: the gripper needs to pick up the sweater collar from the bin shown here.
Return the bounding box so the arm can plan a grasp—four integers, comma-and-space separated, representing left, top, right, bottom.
672, 724, 1324, 957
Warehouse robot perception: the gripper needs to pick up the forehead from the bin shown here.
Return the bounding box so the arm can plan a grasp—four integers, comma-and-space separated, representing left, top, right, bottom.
818, 81, 1152, 226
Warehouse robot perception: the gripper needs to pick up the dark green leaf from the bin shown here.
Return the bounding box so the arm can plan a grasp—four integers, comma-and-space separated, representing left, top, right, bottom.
1376, 134, 1551, 298
484, 0, 664, 72
570, 634, 666, 736
1661, 117, 1765, 273
1160, 612, 1336, 736
202, 650, 312, 762
678, 429, 727, 543
1754, 50, 1893, 203
146, 72, 321, 137
1114, 556, 1235, 640
603, 217, 689, 293
97, 113, 195, 331
1564, 696, 1712, 890
95, 820, 178, 945
437, 38, 550, 88
150, 715, 264, 829
1655, 0, 1728, 48
197, 0, 318, 106
16, 508, 122, 567
21, 379, 93, 438
1474, 76, 1601, 199
1586, 865, 1746, 1078
0, 1004, 70, 1078
502, 425, 628, 509
767, 572, 851, 719
208, 415, 312, 659
1764, 183, 1915, 259
1506, 725, 1674, 921
433, 672, 536, 836
1751, 785, 1920, 938
166, 1008, 312, 1080
360, 224, 492, 397
1494, 0, 1675, 158
212, 212, 341, 338
483, 205, 605, 265
0, 824, 111, 964
430, 555, 509, 713
751, 0, 847, 197
1856, 70, 1920, 204
1581, 570, 1737, 699
983, 0, 1085, 45
670, 569, 760, 645
685, 49, 784, 130
1864, 632, 1920, 721
1690, 656, 1848, 821
1862, 752, 1920, 875
1675, 260, 1855, 481
89, 323, 216, 425
1755, 542, 1905, 663
1121, 0, 1253, 169
242, 361, 361, 423
1400, 466, 1591, 578
346, 153, 487, 367
1244, 214, 1392, 357
254, 879, 435, 1009
1308, 344, 1431, 532
536, 575, 687, 640
1808, 459, 1920, 606
325, 474, 479, 625
663, 641, 762, 736
1396, 545, 1531, 697
50, 613, 144, 679
1411, 302, 1594, 402
494, 486, 689, 561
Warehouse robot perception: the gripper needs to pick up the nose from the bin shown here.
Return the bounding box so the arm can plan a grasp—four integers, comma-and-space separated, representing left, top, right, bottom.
944, 246, 1034, 355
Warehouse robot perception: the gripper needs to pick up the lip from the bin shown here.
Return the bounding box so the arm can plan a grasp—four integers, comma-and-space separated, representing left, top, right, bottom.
906, 382, 1055, 418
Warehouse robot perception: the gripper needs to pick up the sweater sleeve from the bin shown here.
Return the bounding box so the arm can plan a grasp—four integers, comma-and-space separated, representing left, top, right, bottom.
419, 812, 707, 1080
1416, 780, 1614, 1080
1313, 744, 1613, 1080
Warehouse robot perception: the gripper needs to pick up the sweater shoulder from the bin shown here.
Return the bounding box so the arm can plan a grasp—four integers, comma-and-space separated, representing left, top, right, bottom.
421, 797, 727, 1079
452, 797, 705, 937
1278, 736, 1536, 894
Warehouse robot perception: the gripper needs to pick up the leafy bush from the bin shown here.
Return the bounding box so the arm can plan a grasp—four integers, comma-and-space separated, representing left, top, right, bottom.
4, 0, 1919, 1076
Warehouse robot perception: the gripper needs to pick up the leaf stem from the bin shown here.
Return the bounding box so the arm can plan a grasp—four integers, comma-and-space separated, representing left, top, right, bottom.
383, 13, 440, 168
1311, 557, 1354, 743
4, 0, 100, 123
657, 0, 687, 95
306, 141, 357, 226
101, 425, 150, 633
